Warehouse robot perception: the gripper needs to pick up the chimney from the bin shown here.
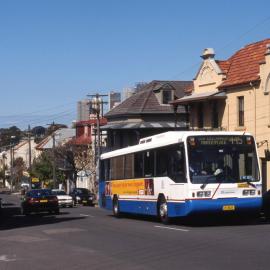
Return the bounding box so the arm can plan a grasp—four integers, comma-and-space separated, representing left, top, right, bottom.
201, 48, 215, 60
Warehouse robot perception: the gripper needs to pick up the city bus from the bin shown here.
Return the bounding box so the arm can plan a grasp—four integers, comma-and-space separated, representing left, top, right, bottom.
99, 131, 262, 223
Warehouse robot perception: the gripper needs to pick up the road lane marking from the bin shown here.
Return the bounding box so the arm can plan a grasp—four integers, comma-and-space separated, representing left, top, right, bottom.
0, 255, 16, 262
154, 225, 189, 232
43, 228, 86, 235
80, 214, 94, 218
0, 235, 49, 243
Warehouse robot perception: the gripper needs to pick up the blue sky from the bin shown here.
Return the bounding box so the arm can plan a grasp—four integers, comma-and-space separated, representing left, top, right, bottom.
1, 0, 270, 129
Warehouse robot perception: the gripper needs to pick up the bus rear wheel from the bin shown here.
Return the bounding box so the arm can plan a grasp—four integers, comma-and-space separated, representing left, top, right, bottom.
158, 197, 171, 224
113, 196, 121, 218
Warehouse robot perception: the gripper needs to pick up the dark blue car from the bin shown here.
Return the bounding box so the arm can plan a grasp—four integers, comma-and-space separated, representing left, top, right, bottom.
21, 189, 59, 215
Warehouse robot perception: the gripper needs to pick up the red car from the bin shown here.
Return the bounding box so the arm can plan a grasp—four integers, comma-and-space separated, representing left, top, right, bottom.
21, 189, 60, 215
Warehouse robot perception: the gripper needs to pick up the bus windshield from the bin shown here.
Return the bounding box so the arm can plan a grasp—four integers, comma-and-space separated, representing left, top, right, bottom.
187, 135, 259, 184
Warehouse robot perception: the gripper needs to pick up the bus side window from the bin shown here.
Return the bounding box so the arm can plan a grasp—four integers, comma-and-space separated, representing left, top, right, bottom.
156, 148, 168, 176
169, 145, 186, 183
144, 150, 154, 177
134, 152, 143, 178
105, 159, 110, 181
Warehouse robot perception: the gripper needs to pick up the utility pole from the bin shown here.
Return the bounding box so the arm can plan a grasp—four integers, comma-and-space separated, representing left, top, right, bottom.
9, 135, 15, 193
28, 125, 32, 171
47, 122, 57, 189
87, 93, 108, 204
52, 122, 57, 189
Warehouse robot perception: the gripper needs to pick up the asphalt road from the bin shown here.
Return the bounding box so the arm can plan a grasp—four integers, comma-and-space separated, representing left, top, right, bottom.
1, 193, 270, 270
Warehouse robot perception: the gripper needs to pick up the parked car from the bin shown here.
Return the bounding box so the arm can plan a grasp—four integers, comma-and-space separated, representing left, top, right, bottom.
52, 189, 73, 208
21, 189, 59, 215
70, 188, 95, 206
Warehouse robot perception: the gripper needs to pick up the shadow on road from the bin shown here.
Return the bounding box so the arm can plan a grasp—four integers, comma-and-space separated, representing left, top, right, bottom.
0, 206, 86, 231
108, 212, 270, 227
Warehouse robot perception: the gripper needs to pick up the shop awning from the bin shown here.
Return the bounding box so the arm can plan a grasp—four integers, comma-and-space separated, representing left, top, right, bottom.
101, 121, 187, 130
171, 90, 227, 105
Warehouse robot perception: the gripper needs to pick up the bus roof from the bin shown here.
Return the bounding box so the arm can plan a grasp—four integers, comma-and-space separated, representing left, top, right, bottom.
100, 130, 251, 160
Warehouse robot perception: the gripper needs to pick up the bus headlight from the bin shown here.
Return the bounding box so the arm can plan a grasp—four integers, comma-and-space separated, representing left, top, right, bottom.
197, 191, 204, 197
243, 190, 256, 196
196, 191, 211, 198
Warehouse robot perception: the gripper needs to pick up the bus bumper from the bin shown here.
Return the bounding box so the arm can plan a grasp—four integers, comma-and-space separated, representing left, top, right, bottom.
168, 197, 262, 217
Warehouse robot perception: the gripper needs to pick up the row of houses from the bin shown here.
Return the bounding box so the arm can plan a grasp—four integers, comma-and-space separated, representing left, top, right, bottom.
98, 38, 270, 192
1, 38, 270, 193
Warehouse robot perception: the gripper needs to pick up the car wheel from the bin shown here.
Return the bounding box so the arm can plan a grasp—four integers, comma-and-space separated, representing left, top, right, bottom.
158, 196, 171, 225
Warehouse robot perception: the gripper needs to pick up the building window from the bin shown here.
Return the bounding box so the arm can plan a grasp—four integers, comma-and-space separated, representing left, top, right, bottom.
238, 96, 244, 127
162, 90, 172, 104
198, 103, 204, 128
212, 101, 219, 128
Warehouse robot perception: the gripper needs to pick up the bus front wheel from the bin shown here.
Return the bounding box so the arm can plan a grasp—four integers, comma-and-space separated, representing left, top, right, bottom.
158, 197, 171, 224
113, 196, 121, 218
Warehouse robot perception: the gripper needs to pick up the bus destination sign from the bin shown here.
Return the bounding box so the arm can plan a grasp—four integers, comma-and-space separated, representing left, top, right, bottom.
194, 136, 247, 146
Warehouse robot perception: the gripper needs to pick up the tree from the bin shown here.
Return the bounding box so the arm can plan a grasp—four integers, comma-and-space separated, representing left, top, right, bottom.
31, 151, 65, 188
31, 126, 46, 144
0, 126, 22, 149
12, 157, 26, 189
32, 152, 53, 182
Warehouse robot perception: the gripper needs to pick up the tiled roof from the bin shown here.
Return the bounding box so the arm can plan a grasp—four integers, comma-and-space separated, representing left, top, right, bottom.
216, 60, 230, 74
218, 38, 270, 88
105, 80, 192, 118
35, 128, 75, 150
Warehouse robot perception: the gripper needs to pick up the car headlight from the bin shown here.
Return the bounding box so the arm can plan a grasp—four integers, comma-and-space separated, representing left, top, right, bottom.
250, 190, 256, 195
76, 196, 80, 200
243, 190, 249, 196
197, 191, 204, 198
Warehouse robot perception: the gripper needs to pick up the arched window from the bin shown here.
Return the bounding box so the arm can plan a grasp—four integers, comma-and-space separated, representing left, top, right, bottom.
265, 73, 270, 94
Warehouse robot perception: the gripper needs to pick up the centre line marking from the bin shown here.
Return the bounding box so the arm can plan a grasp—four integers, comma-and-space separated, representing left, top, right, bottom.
80, 214, 94, 218
154, 225, 189, 232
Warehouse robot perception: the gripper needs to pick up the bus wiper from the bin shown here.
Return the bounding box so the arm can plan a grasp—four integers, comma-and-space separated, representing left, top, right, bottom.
245, 180, 256, 188
200, 169, 223, 190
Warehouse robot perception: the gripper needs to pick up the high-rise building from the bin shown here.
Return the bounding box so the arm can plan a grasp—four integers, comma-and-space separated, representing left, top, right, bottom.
122, 82, 147, 102
122, 87, 135, 101
77, 99, 90, 121
109, 91, 121, 110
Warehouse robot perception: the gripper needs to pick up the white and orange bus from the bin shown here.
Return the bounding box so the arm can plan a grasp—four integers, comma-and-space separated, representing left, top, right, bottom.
99, 131, 262, 223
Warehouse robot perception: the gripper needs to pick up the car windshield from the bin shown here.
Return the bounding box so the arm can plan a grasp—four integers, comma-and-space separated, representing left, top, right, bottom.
52, 190, 66, 195
187, 135, 259, 184
76, 189, 90, 195
27, 189, 52, 197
